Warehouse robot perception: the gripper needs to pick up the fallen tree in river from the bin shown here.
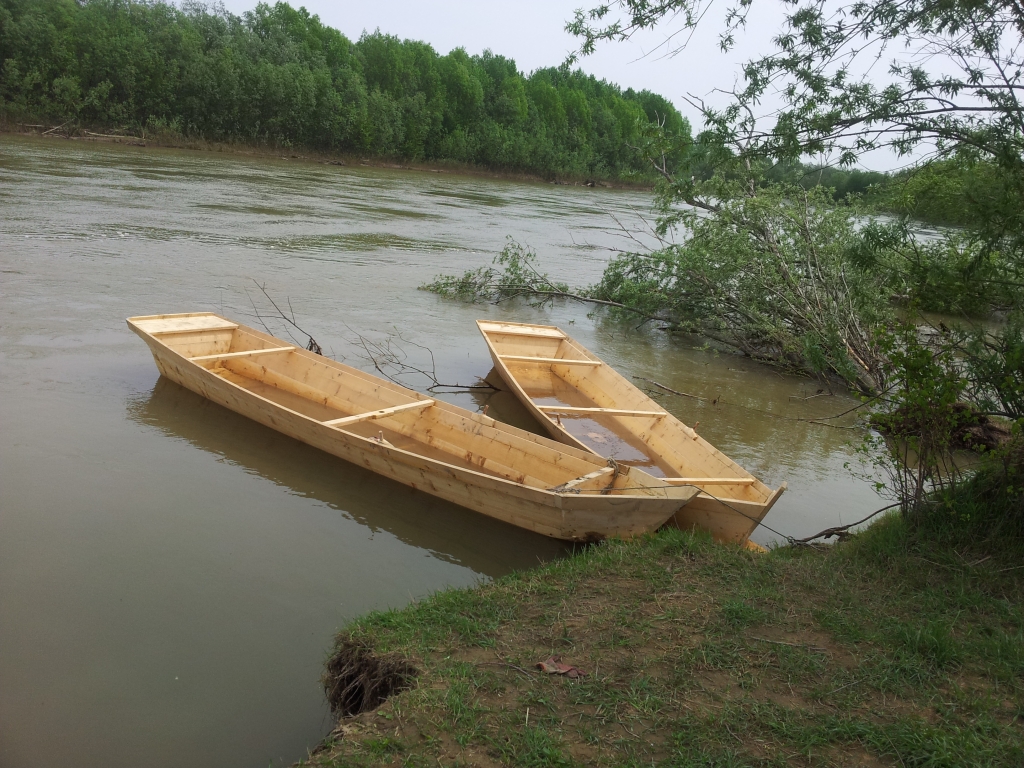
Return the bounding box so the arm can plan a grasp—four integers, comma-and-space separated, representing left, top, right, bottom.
424, 180, 894, 395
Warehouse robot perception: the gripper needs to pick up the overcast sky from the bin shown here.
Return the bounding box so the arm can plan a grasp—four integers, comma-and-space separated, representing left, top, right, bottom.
216, 1, 903, 169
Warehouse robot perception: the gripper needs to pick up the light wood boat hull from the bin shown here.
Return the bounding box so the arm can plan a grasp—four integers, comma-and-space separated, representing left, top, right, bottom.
477, 320, 786, 545
128, 313, 698, 541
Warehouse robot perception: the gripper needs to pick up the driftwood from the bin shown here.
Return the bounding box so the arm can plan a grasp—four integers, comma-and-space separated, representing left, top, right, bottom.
84, 130, 144, 140
243, 281, 494, 393
41, 121, 71, 136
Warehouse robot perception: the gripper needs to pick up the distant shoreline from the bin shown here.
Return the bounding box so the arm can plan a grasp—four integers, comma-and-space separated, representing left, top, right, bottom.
0, 124, 656, 191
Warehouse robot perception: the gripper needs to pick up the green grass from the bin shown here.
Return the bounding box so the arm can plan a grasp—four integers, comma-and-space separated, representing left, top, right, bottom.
305, 518, 1024, 767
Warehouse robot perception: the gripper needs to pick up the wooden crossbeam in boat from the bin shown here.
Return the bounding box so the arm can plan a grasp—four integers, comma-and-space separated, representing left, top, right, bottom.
151, 323, 239, 335
189, 346, 294, 362
536, 405, 665, 418
662, 477, 756, 486
322, 400, 435, 428
499, 355, 600, 366
479, 323, 565, 339
552, 466, 615, 491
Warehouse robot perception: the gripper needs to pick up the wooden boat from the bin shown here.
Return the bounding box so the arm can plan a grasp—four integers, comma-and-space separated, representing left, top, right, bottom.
127, 313, 698, 541
477, 320, 786, 545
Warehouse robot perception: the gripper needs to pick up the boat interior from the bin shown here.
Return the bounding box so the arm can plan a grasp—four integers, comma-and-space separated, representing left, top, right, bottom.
130, 314, 679, 498
479, 321, 771, 503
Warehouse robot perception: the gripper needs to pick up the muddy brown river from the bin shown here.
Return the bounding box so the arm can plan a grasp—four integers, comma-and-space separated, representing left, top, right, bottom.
0, 135, 878, 768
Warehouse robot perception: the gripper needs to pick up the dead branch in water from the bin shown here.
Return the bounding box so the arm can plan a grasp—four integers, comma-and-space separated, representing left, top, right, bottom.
347, 324, 495, 393
41, 120, 71, 136
243, 281, 493, 393
84, 130, 144, 140
246, 280, 324, 354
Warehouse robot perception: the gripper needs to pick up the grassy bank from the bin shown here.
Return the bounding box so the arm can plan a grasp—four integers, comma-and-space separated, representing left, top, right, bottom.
304, 520, 1023, 767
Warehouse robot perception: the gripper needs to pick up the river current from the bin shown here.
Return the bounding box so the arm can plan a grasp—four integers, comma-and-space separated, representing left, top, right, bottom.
0, 135, 878, 768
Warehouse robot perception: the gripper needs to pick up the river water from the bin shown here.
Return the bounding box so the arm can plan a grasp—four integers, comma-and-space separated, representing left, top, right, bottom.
0, 135, 878, 768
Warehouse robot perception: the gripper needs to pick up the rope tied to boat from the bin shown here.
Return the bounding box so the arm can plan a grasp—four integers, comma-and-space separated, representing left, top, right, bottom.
549, 478, 890, 548
600, 458, 621, 495
560, 482, 791, 542
548, 458, 622, 495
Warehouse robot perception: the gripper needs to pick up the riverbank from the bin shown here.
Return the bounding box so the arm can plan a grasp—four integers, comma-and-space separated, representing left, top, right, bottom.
303, 519, 1023, 767
0, 123, 653, 190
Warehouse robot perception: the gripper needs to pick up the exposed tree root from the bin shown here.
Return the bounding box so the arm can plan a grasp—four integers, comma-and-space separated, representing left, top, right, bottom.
322, 638, 418, 718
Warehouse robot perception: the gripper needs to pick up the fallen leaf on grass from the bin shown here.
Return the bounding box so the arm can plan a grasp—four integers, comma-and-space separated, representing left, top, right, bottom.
536, 655, 586, 678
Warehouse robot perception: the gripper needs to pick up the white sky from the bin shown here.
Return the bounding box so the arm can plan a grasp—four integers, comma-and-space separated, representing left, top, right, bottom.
216, 1, 904, 169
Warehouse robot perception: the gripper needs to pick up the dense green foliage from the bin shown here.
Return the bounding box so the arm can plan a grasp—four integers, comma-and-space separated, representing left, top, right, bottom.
428, 175, 895, 391
0, 0, 689, 179
767, 160, 888, 202
590, 181, 892, 390
878, 159, 1019, 228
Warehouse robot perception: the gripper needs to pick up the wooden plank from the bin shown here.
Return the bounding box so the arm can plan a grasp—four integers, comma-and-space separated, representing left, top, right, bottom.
536, 405, 666, 418
135, 314, 239, 334
500, 355, 601, 366
661, 477, 756, 486
129, 312, 216, 322
189, 346, 294, 362
479, 323, 565, 339
342, 421, 550, 489
322, 399, 435, 427
151, 323, 239, 335
554, 466, 615, 491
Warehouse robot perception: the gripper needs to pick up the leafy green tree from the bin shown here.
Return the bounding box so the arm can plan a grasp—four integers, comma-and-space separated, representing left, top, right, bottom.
568, 0, 1024, 267
0, 0, 688, 178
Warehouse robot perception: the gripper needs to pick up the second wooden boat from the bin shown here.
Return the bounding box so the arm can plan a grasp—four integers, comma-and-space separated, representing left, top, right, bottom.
128, 313, 698, 541
478, 320, 786, 545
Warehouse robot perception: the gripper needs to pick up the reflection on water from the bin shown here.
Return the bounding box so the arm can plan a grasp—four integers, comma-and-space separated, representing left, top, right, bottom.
129, 378, 569, 575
